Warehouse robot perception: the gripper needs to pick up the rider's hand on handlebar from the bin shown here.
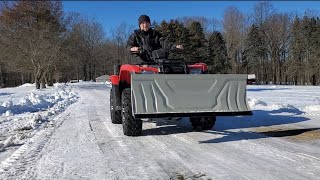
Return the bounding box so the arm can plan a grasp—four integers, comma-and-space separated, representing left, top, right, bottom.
130, 47, 140, 54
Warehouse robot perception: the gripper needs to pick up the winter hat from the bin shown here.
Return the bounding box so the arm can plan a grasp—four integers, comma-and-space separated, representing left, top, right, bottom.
138, 15, 151, 25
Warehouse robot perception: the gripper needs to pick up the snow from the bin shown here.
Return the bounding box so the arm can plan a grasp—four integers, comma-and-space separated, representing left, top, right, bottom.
0, 83, 78, 153
304, 105, 320, 112
0, 82, 320, 179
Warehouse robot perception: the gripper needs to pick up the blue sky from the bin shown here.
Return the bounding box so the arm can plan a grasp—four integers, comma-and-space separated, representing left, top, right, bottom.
63, 1, 320, 36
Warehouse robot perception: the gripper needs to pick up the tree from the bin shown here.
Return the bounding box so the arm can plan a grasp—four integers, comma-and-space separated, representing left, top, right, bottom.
0, 1, 65, 89
244, 24, 267, 83
300, 15, 320, 85
178, 16, 220, 35
155, 19, 191, 60
222, 6, 248, 74
252, 1, 275, 27
288, 16, 304, 85
207, 31, 230, 73
186, 21, 207, 62
62, 15, 108, 81
111, 22, 134, 64
264, 13, 292, 84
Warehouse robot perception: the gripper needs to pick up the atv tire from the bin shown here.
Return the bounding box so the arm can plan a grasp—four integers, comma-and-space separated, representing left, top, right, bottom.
110, 88, 122, 124
190, 116, 216, 131
122, 88, 142, 136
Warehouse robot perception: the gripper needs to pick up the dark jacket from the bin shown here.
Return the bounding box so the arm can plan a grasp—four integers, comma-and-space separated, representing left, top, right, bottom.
126, 28, 175, 62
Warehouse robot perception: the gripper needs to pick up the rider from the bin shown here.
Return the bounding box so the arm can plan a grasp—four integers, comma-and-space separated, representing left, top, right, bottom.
127, 14, 183, 63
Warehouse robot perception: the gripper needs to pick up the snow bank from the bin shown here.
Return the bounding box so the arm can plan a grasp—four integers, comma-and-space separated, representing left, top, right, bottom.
0, 87, 77, 115
19, 83, 35, 87
248, 98, 268, 107
303, 105, 320, 112
248, 98, 301, 114
0, 84, 78, 151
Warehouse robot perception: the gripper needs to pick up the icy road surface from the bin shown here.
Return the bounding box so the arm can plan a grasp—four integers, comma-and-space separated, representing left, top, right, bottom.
0, 82, 320, 179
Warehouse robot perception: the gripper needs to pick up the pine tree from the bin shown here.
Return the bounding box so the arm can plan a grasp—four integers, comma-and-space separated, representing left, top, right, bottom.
244, 24, 267, 82
207, 31, 230, 73
186, 21, 207, 62
301, 15, 320, 84
288, 16, 304, 85
155, 20, 191, 60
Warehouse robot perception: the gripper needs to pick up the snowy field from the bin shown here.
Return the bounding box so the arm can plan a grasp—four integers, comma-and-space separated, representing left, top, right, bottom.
0, 82, 319, 179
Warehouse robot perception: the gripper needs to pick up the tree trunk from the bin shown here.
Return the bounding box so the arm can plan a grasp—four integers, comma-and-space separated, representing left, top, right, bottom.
0, 66, 4, 87
40, 77, 46, 89
35, 68, 42, 89
35, 77, 41, 89
312, 75, 316, 86
47, 72, 54, 86
44, 71, 49, 87
76, 67, 79, 81
83, 63, 87, 81
21, 72, 25, 85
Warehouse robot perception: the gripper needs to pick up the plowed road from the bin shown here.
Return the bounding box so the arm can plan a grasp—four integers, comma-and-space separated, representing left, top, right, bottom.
1, 83, 319, 180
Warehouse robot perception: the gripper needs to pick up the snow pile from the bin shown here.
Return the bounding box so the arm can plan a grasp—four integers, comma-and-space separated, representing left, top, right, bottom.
0, 84, 78, 151
248, 98, 268, 107
248, 98, 302, 115
2, 101, 13, 108
0, 87, 77, 116
268, 104, 297, 110
19, 83, 35, 87
303, 105, 320, 112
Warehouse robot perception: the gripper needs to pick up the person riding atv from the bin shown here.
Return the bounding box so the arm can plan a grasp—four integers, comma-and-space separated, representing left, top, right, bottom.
127, 14, 183, 64
110, 15, 252, 136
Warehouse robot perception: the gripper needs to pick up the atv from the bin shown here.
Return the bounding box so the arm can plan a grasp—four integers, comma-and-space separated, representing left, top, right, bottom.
110, 49, 252, 136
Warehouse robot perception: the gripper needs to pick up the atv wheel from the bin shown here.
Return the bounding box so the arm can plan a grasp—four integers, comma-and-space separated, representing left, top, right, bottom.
190, 116, 216, 131
122, 88, 142, 136
110, 88, 122, 124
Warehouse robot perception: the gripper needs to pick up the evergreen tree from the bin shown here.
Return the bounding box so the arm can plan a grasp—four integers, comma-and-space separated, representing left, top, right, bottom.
309, 17, 320, 85
288, 16, 304, 85
186, 21, 207, 62
155, 20, 191, 59
300, 14, 318, 85
207, 31, 230, 73
244, 24, 267, 81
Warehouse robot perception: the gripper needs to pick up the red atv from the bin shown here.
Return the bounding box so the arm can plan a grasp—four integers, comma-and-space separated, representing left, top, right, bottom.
110, 49, 251, 136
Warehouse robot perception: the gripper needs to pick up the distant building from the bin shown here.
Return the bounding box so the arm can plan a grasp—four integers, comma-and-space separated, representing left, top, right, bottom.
96, 75, 110, 82
247, 74, 256, 84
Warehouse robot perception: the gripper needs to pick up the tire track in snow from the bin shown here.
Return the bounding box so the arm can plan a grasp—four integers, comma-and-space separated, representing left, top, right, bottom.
88, 94, 169, 179
89, 88, 205, 179
85, 88, 152, 179
173, 129, 320, 180
0, 111, 74, 180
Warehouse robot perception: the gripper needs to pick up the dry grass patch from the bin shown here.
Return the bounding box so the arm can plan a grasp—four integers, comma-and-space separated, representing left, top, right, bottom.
254, 126, 320, 141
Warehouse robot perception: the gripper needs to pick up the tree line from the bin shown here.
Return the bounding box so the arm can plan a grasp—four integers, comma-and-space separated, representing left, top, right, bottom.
0, 1, 319, 89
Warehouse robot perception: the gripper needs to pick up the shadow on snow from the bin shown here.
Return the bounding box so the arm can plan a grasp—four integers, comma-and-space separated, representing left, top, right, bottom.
141, 109, 314, 143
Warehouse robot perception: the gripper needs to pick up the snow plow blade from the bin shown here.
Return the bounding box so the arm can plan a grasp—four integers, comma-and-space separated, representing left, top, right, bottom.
131, 74, 252, 118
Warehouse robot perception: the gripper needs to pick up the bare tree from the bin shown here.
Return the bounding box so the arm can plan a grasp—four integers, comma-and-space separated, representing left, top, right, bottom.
0, 1, 64, 89
252, 1, 275, 26
222, 6, 248, 73
110, 22, 135, 64
264, 13, 292, 84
